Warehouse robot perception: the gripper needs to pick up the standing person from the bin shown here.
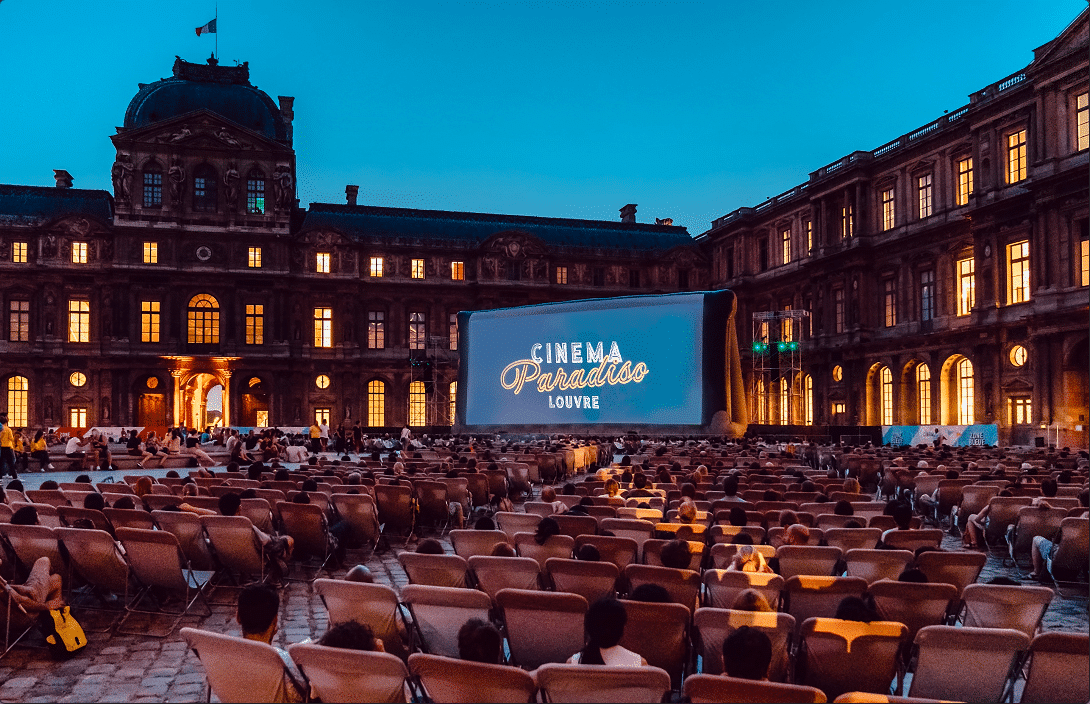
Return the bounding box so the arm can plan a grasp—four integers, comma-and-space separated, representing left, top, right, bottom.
0, 413, 17, 479
308, 420, 321, 455
318, 419, 330, 452
30, 430, 53, 471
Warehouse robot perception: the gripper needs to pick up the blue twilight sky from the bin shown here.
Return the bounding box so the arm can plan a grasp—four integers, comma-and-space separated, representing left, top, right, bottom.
0, 1, 1084, 235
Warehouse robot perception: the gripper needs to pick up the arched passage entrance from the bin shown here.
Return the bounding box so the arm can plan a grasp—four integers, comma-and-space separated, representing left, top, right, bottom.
164, 356, 238, 430
240, 375, 270, 427
182, 373, 224, 430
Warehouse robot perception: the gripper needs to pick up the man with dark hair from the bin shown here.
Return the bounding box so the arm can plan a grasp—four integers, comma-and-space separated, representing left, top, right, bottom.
219, 492, 293, 577
318, 621, 384, 651
722, 626, 772, 680
236, 585, 304, 702
457, 618, 502, 664
659, 539, 693, 570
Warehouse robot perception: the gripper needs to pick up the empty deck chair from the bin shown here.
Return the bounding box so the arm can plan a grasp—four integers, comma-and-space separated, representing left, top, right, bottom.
1019, 631, 1090, 704
880, 529, 943, 553
683, 674, 826, 703
449, 529, 510, 559
694, 607, 795, 681
914, 550, 986, 598
493, 511, 540, 540
513, 532, 575, 569
624, 564, 700, 611
776, 545, 843, 579
823, 528, 882, 553
408, 653, 536, 704
467, 555, 541, 599
545, 557, 619, 603
150, 510, 217, 571
373, 483, 416, 544
598, 518, 656, 559
200, 515, 268, 586
398, 552, 468, 589
843, 549, 914, 584
703, 569, 784, 610
181, 627, 304, 704
399, 584, 492, 658
536, 663, 673, 703
797, 617, 906, 701
618, 599, 691, 691
960, 583, 1053, 638
908, 625, 1029, 703
115, 527, 212, 637
495, 588, 587, 669
868, 579, 957, 644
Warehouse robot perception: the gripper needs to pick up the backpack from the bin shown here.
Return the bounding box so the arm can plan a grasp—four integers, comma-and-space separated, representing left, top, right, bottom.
39, 607, 87, 659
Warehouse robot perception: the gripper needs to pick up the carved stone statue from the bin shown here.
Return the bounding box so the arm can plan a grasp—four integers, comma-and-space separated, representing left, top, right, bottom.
273, 165, 294, 211
216, 128, 241, 147
111, 154, 134, 203
223, 162, 240, 207
169, 125, 192, 143
168, 155, 186, 205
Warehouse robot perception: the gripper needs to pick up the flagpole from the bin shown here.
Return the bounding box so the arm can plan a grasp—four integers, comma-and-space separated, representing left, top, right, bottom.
215, 4, 218, 59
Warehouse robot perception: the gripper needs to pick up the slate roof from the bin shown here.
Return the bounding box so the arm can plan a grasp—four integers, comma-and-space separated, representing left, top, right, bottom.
0, 185, 113, 227
301, 203, 696, 252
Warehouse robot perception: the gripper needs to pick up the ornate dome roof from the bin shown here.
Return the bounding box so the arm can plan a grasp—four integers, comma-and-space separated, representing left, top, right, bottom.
123, 57, 287, 141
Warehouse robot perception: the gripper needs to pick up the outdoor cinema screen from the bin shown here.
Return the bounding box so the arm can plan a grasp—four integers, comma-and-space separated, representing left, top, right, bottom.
456, 290, 738, 429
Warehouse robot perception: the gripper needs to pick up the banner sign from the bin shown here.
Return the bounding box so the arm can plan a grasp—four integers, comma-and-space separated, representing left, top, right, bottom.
882, 424, 998, 447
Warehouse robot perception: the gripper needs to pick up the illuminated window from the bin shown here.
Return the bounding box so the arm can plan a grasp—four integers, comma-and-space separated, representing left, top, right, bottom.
1007, 240, 1030, 304
246, 169, 265, 214
449, 381, 457, 426
1009, 345, 1027, 367
193, 164, 217, 211
1008, 397, 1032, 425
143, 165, 162, 208
409, 312, 426, 350
834, 289, 845, 333
556, 266, 568, 284
69, 371, 86, 388
1081, 237, 1089, 287
248, 247, 262, 268
142, 241, 158, 264
880, 188, 895, 232
9, 300, 29, 342
1078, 93, 1089, 152
1006, 129, 1027, 184
883, 279, 897, 327
758, 321, 769, 343
140, 301, 160, 343
315, 374, 331, 389
69, 407, 87, 429
755, 379, 767, 424
68, 299, 90, 343
956, 157, 973, 206
832, 402, 846, 415
72, 242, 88, 264
917, 174, 932, 219
920, 270, 935, 322
781, 228, 791, 265
841, 204, 854, 239
804, 374, 813, 426
314, 307, 333, 348
368, 311, 385, 349
880, 366, 893, 425
411, 259, 425, 279
451, 261, 464, 280
957, 257, 975, 316
832, 365, 843, 382
779, 377, 789, 425
187, 294, 220, 344
12, 242, 27, 263
315, 408, 331, 426
408, 381, 426, 427
449, 314, 458, 351
917, 363, 931, 424
805, 220, 813, 255
957, 357, 974, 425
781, 306, 792, 342
316, 252, 330, 274
7, 376, 27, 427
367, 380, 385, 427
245, 304, 264, 345
370, 257, 384, 277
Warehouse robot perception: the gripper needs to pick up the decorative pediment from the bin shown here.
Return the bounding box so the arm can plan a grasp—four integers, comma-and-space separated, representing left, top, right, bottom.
910, 159, 935, 173
112, 109, 287, 154
299, 229, 350, 247
480, 230, 546, 259
1001, 377, 1034, 392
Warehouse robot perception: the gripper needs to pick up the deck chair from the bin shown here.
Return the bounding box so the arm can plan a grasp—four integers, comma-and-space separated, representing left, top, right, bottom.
573, 535, 639, 572
56, 506, 111, 532
467, 555, 541, 599
514, 532, 575, 569
598, 518, 656, 559
181, 627, 304, 704
814, 514, 860, 530
329, 493, 380, 551
1043, 516, 1089, 583
200, 515, 267, 588
494, 511, 540, 540
398, 552, 468, 589
97, 482, 135, 495
618, 506, 665, 521
449, 529, 510, 559
506, 464, 532, 499
824, 528, 882, 553
624, 564, 700, 611
684, 674, 827, 703
313, 579, 408, 660
524, 501, 559, 518
55, 527, 131, 628
960, 583, 1053, 637
784, 576, 868, 634
115, 527, 212, 637
238, 498, 275, 535
694, 607, 795, 681
982, 497, 1034, 547
709, 543, 777, 569
843, 549, 914, 584
957, 484, 1001, 530
464, 474, 490, 509
536, 663, 672, 703
880, 530, 943, 553
868, 515, 923, 531
409, 653, 536, 703
914, 550, 986, 598
798, 617, 906, 701
414, 480, 450, 534
643, 538, 704, 570
24, 489, 70, 508
495, 588, 587, 669
703, 569, 784, 609
374, 483, 416, 545
545, 557, 619, 602
276, 502, 337, 577
150, 510, 217, 571
0, 503, 10, 522
0, 571, 39, 658
400, 584, 492, 658
868, 579, 957, 644
10, 502, 61, 528
1019, 631, 1090, 704
618, 599, 691, 690
709, 524, 766, 544
777, 546, 843, 579
0, 523, 65, 577
482, 469, 509, 500
908, 625, 1029, 702
553, 514, 598, 539
102, 508, 155, 531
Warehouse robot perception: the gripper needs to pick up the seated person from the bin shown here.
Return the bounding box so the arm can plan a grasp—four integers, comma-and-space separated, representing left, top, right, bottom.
628, 583, 670, 603
458, 618, 502, 664
659, 539, 694, 570
834, 595, 879, 622
539, 486, 567, 515
568, 598, 647, 666
236, 585, 305, 703
1, 555, 63, 613
218, 493, 293, 574
730, 589, 773, 612
728, 544, 773, 573
317, 620, 384, 651
415, 538, 445, 555
722, 626, 772, 680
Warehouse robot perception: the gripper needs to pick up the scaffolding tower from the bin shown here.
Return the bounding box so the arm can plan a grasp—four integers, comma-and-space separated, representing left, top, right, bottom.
750, 310, 809, 425
409, 335, 456, 428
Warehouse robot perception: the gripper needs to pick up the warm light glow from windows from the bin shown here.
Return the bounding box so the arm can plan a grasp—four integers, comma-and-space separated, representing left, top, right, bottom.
451, 261, 464, 280
1009, 345, 1027, 367
9, 300, 29, 342
957, 357, 974, 425
917, 174, 932, 219
781, 228, 791, 265
187, 294, 220, 344
841, 204, 854, 239
316, 252, 330, 274
143, 241, 158, 264
1007, 240, 1030, 304
804, 374, 813, 426
755, 378, 767, 424
957, 257, 975, 316
883, 279, 897, 327
1009, 397, 1032, 425
246, 304, 264, 345
368, 380, 385, 427
69, 407, 87, 429
316, 374, 330, 389
449, 381, 457, 426
956, 158, 973, 206
832, 402, 846, 415
368, 311, 385, 349
556, 266, 568, 284
315, 408, 331, 426
72, 241, 88, 264
1007, 129, 1027, 184
409, 312, 426, 350
409, 381, 426, 426
781, 306, 792, 342
68, 299, 89, 343
917, 363, 931, 424
248, 247, 262, 268
69, 371, 86, 388
141, 301, 160, 343
370, 257, 384, 277
779, 377, 789, 425
12, 242, 27, 264
832, 365, 843, 382
314, 307, 332, 348
1077, 93, 1088, 151
880, 366, 893, 425
1081, 238, 1089, 287
881, 188, 895, 232
7, 376, 27, 427
411, 259, 425, 279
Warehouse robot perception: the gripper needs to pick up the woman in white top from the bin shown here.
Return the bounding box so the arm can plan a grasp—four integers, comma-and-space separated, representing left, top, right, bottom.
567, 598, 647, 667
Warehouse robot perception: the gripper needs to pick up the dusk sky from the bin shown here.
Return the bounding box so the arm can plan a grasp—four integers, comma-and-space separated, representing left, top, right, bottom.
1, 1, 1084, 234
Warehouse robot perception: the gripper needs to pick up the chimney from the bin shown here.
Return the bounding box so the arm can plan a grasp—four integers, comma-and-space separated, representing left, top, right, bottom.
346, 185, 359, 206
53, 170, 73, 189
655, 218, 674, 226
278, 96, 295, 144
619, 204, 637, 223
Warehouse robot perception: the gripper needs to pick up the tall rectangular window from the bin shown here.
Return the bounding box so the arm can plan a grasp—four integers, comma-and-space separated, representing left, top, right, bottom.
917, 174, 932, 219
629, 269, 640, 288
9, 300, 29, 342
451, 261, 464, 280
449, 314, 458, 350
555, 266, 568, 284
1007, 240, 1031, 304
247, 173, 265, 214
881, 188, 895, 231
1007, 129, 1027, 184
834, 289, 845, 333
367, 380, 385, 427
1009, 397, 1032, 425
248, 247, 262, 268
781, 228, 791, 265
920, 270, 935, 322
69, 407, 87, 429
408, 381, 426, 427
805, 220, 813, 255
409, 312, 426, 350
245, 304, 264, 345
593, 267, 605, 287
68, 299, 90, 342
368, 311, 385, 349
369, 257, 384, 277
956, 157, 974, 206
758, 238, 769, 271
781, 306, 793, 342
1081, 237, 1089, 287
143, 171, 162, 207
142, 241, 158, 264
12, 242, 27, 264
724, 247, 734, 279
140, 301, 160, 343
316, 252, 330, 274
779, 377, 789, 425
411, 259, 425, 279
883, 279, 897, 327
1077, 92, 1089, 152
917, 364, 931, 425
841, 204, 854, 239
72, 242, 88, 264
957, 257, 975, 316
313, 307, 332, 348
880, 367, 894, 426
315, 408, 331, 426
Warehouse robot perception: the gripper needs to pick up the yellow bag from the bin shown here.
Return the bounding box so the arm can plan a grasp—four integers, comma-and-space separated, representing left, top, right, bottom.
39, 606, 87, 658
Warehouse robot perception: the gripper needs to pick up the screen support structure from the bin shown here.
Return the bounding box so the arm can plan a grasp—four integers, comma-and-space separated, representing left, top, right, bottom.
750, 310, 809, 425
409, 335, 455, 428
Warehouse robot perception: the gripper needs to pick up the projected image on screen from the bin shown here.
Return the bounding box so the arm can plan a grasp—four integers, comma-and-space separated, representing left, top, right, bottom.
459, 292, 724, 427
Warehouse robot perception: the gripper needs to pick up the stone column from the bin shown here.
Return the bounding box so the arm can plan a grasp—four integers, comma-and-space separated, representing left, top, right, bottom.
171, 369, 183, 428
221, 370, 233, 428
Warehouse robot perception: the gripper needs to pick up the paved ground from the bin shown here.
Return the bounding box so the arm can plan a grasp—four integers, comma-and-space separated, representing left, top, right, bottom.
0, 470, 1086, 703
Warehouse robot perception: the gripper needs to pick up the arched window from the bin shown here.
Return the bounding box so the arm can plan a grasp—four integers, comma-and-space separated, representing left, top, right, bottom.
246, 169, 266, 214
804, 373, 813, 426
917, 363, 931, 424
408, 381, 426, 427
880, 366, 893, 425
367, 380, 385, 427
957, 358, 974, 425
6, 376, 28, 427
193, 164, 217, 212
142, 162, 163, 208
449, 381, 457, 426
187, 294, 220, 344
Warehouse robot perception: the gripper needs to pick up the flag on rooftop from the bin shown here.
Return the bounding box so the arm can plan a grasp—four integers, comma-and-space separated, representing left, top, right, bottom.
195, 18, 217, 36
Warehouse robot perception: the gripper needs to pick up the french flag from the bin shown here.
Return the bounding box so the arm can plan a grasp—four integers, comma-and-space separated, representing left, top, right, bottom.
195, 18, 217, 36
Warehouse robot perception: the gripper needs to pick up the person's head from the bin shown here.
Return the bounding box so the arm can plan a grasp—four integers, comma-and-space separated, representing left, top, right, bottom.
579, 598, 628, 664
835, 595, 878, 622
300, 478, 319, 492
632, 473, 648, 490
898, 568, 928, 583
11, 506, 38, 525
416, 538, 445, 555
218, 492, 242, 517
113, 495, 136, 510
722, 626, 772, 680
629, 583, 671, 603
732, 532, 754, 545
237, 585, 280, 642
318, 620, 383, 651
834, 500, 854, 516
784, 523, 810, 546
722, 476, 739, 496
490, 542, 516, 557
842, 478, 861, 494
1040, 478, 1058, 498
274, 468, 290, 481
892, 503, 913, 530
778, 510, 798, 528
540, 486, 558, 503
83, 492, 106, 511
730, 589, 773, 612
457, 618, 503, 664
729, 506, 748, 527
677, 501, 697, 525
660, 539, 692, 569
74, 474, 92, 484
474, 516, 496, 531
576, 543, 601, 562
762, 489, 782, 502
561, 483, 577, 496
292, 491, 311, 504
604, 479, 620, 497
40, 480, 59, 490
535, 517, 560, 545
344, 565, 375, 583
680, 483, 697, 500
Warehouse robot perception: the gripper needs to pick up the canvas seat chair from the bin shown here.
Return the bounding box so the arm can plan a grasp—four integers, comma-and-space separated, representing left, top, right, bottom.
693, 607, 795, 681
784, 576, 868, 635
506, 464, 532, 499
463, 474, 490, 509
703, 568, 783, 609
514, 532, 575, 569
683, 674, 827, 704
494, 511, 540, 540
843, 549, 914, 584
1044, 516, 1089, 582
408, 653, 536, 704
823, 528, 882, 553
150, 510, 217, 571
957, 484, 1001, 529
574, 535, 639, 573
709, 542, 776, 569
1006, 505, 1067, 566
495, 588, 587, 669
482, 469, 509, 500
553, 514, 599, 539
709, 524, 766, 544
10, 502, 61, 528
97, 482, 135, 495
373, 484, 416, 544
624, 563, 700, 611
55, 526, 131, 627
414, 480, 451, 534
398, 552, 469, 589
815, 514, 860, 530
0, 523, 66, 577
618, 599, 691, 691
769, 526, 824, 546
449, 529, 510, 559
181, 627, 304, 704
329, 492, 379, 551
399, 584, 492, 658
276, 502, 338, 576
24, 489, 70, 508
847, 502, 890, 524
880, 529, 943, 553
545, 557, 619, 602
102, 507, 155, 531
598, 518, 656, 560
524, 501, 559, 518
960, 583, 1053, 637
777, 545, 843, 579
913, 550, 986, 599
1019, 631, 1090, 704
56, 505, 111, 532
643, 538, 704, 571
0, 504, 11, 523
868, 579, 957, 644
200, 515, 268, 586
536, 663, 672, 704
797, 617, 907, 701
467, 555, 541, 599
908, 625, 1029, 703
617, 506, 665, 522
868, 515, 923, 531
313, 578, 409, 660
238, 498, 275, 535
115, 527, 212, 637
982, 496, 1034, 546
